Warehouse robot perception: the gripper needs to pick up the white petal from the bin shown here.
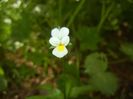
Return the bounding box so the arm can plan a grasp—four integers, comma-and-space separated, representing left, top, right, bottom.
52, 47, 68, 58
49, 37, 60, 46
51, 28, 60, 37
61, 36, 70, 46
60, 27, 69, 37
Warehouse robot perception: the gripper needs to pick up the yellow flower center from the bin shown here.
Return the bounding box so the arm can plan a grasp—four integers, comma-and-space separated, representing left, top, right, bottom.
57, 44, 65, 52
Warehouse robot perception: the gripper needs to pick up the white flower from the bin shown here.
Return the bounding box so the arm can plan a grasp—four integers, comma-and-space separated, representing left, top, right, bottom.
12, 0, 21, 8
49, 27, 70, 58
33, 6, 41, 13
4, 18, 12, 24
14, 41, 24, 49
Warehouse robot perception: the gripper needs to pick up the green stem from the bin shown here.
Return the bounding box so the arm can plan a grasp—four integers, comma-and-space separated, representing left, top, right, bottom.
97, 3, 114, 33
101, 1, 106, 18
67, 0, 85, 27
64, 90, 67, 99
76, 52, 80, 82
58, 0, 63, 25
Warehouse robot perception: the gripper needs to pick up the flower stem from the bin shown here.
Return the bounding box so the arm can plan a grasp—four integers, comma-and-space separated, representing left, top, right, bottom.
58, 0, 63, 25
97, 2, 114, 33
101, 1, 106, 19
67, 0, 86, 27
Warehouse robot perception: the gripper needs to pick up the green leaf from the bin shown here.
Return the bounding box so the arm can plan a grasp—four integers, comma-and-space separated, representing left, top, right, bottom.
90, 72, 118, 95
47, 89, 64, 99
0, 23, 11, 43
26, 96, 46, 99
26, 89, 64, 99
37, 83, 53, 92
0, 66, 4, 76
76, 27, 101, 51
120, 43, 133, 60
70, 85, 94, 98
57, 74, 78, 98
85, 52, 108, 75
0, 76, 7, 91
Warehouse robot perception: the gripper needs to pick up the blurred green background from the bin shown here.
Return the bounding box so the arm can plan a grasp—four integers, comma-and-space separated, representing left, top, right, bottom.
0, 0, 133, 99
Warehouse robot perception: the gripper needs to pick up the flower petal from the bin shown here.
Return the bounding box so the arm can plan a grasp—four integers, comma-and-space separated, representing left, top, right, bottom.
49, 37, 60, 46
60, 27, 69, 37
61, 36, 70, 46
52, 46, 68, 58
51, 28, 60, 37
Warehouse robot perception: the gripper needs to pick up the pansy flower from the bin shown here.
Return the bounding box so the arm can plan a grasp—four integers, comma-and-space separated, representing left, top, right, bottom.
49, 27, 70, 58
